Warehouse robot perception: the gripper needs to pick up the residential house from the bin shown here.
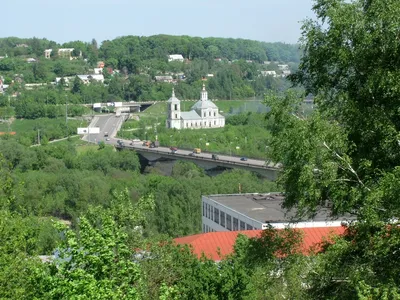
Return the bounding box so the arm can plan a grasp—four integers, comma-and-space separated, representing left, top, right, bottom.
58, 48, 74, 60
94, 68, 103, 75
44, 49, 52, 59
77, 74, 104, 84
155, 75, 173, 83
278, 64, 290, 70
260, 70, 277, 77
44, 48, 76, 60
168, 54, 184, 62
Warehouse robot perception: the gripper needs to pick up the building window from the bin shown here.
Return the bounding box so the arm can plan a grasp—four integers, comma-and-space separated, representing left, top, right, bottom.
186, 123, 188, 128
205, 203, 209, 218
240, 221, 246, 231
209, 122, 211, 127
175, 114, 177, 119
209, 204, 213, 221
214, 208, 219, 224
209, 111, 211, 116
203, 224, 205, 232
214, 111, 216, 117
195, 122, 197, 127
203, 202, 205, 217
203, 112, 206, 117
246, 224, 253, 230
174, 104, 178, 110
214, 120, 216, 125
233, 218, 238, 231
220, 211, 225, 228
226, 214, 232, 230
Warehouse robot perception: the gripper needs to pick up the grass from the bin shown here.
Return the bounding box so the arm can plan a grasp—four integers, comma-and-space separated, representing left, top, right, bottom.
0, 117, 88, 133
76, 143, 100, 154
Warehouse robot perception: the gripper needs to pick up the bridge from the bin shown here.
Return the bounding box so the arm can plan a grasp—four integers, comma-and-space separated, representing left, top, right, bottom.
116, 142, 280, 181
82, 114, 281, 181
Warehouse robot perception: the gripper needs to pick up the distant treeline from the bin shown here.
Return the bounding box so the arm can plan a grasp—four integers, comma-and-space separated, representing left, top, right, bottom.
0, 35, 301, 63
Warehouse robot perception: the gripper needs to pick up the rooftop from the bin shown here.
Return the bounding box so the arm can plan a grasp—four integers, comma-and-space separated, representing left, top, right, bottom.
174, 227, 346, 261
206, 193, 354, 225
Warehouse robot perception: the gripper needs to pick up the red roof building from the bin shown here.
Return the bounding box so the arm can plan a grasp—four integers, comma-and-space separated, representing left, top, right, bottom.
174, 226, 346, 261
0, 132, 16, 135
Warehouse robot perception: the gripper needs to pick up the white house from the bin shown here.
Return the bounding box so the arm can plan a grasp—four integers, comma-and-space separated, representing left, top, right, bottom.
278, 64, 290, 70
168, 54, 184, 62
166, 84, 225, 130
260, 70, 277, 77
77, 74, 104, 84
155, 75, 174, 83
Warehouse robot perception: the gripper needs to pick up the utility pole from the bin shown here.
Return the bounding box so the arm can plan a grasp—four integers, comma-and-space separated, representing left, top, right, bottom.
65, 95, 68, 137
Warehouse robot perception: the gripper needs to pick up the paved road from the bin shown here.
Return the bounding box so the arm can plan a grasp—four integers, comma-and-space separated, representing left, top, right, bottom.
121, 143, 277, 168
82, 114, 125, 143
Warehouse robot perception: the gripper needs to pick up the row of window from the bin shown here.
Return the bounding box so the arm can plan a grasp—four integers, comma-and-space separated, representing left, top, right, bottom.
203, 202, 254, 231
203, 111, 217, 117
185, 121, 219, 128
203, 224, 217, 233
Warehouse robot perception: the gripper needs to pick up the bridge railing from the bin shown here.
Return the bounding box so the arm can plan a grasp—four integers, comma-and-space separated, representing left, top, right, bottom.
116, 144, 280, 170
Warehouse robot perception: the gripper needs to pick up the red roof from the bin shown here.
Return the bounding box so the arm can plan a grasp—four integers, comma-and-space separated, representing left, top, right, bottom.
0, 131, 16, 135
174, 227, 346, 261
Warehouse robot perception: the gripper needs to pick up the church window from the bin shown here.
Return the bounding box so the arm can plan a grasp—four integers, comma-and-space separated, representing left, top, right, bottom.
195, 122, 197, 127
175, 114, 177, 119
203, 112, 206, 117
209, 111, 211, 116
214, 120, 216, 125
214, 111, 216, 117
209, 122, 211, 127
174, 104, 178, 110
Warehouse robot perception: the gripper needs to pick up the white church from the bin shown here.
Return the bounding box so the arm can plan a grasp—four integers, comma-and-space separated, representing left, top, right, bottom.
166, 84, 225, 130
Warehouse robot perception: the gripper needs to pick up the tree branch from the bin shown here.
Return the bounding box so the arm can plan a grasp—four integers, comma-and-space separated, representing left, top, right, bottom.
323, 141, 371, 191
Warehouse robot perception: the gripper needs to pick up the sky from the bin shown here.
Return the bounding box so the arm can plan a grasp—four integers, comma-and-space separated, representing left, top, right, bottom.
1, 0, 315, 44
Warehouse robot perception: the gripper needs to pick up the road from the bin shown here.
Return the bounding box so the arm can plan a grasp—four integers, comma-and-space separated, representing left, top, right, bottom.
84, 114, 278, 169
123, 143, 277, 168
82, 114, 125, 143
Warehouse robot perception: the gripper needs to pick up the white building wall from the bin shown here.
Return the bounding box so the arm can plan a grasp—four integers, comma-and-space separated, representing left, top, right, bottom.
202, 196, 262, 233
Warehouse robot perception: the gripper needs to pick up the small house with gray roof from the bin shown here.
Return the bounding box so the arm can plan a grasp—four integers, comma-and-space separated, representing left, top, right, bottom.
166, 84, 225, 129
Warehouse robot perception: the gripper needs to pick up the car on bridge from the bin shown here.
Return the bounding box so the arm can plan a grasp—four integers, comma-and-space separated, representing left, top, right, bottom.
170, 147, 178, 153
212, 154, 219, 160
240, 157, 248, 161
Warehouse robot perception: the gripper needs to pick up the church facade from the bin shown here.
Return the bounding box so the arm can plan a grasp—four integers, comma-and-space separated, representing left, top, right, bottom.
166, 84, 225, 130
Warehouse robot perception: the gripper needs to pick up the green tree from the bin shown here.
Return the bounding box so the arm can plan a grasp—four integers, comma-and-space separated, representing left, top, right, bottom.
265, 0, 400, 297
71, 76, 82, 94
